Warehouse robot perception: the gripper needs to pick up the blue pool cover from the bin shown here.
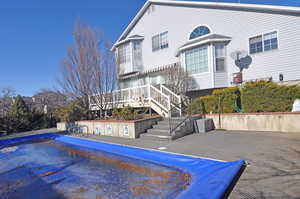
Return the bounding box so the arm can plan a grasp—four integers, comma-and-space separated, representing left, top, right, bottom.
0, 133, 245, 199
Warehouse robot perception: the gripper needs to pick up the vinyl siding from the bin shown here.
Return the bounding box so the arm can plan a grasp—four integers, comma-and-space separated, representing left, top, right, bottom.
214, 72, 228, 88
122, 3, 300, 88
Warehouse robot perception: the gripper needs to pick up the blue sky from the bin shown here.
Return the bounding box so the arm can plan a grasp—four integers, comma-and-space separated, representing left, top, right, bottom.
0, 0, 300, 96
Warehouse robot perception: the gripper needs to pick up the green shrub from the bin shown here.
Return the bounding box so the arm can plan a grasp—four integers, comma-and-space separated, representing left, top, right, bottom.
54, 102, 85, 122
200, 95, 218, 113
188, 87, 240, 114
187, 97, 206, 115
9, 95, 32, 132
112, 106, 142, 120
212, 87, 240, 113
241, 80, 300, 112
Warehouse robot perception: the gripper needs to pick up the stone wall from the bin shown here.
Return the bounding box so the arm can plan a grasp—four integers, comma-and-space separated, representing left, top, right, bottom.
57, 116, 161, 139
205, 112, 300, 133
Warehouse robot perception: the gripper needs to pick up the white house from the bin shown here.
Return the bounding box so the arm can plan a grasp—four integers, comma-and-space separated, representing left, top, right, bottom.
92, 0, 300, 117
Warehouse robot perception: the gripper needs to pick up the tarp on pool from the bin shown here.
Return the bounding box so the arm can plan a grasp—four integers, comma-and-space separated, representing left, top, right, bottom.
0, 133, 246, 199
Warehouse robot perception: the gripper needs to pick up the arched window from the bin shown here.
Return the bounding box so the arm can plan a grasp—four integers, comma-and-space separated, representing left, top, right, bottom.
189, 26, 211, 40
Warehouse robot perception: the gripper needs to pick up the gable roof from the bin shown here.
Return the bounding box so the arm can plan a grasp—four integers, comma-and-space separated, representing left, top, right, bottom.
115, 0, 300, 45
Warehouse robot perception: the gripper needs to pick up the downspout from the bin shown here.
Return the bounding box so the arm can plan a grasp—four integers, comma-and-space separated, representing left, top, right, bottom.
210, 44, 215, 88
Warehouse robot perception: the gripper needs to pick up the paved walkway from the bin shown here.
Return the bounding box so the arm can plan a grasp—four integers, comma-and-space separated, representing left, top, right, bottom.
1, 129, 300, 198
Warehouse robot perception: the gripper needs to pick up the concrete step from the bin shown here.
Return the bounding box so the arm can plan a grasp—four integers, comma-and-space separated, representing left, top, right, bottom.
164, 117, 186, 121
152, 124, 171, 130
139, 133, 172, 141
146, 128, 170, 135
139, 117, 189, 141
157, 120, 181, 126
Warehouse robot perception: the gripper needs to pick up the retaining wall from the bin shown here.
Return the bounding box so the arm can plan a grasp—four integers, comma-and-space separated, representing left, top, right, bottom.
204, 112, 300, 133
57, 116, 162, 139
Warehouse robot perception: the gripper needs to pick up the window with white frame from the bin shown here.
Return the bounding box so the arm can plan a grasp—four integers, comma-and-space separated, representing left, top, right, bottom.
152, 35, 160, 51
215, 44, 226, 72
189, 26, 211, 40
160, 32, 168, 49
249, 35, 263, 54
264, 31, 278, 51
152, 32, 168, 52
249, 31, 278, 54
118, 43, 131, 64
185, 46, 208, 74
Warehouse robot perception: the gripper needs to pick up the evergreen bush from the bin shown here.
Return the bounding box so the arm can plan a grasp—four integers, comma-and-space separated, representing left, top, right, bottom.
188, 81, 300, 114
54, 102, 85, 122
241, 80, 300, 112
188, 87, 240, 114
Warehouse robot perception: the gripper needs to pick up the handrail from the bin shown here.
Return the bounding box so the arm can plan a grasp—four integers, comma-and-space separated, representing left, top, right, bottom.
150, 85, 170, 100
149, 85, 171, 115
169, 116, 191, 136
168, 97, 191, 135
159, 84, 182, 116
160, 84, 181, 105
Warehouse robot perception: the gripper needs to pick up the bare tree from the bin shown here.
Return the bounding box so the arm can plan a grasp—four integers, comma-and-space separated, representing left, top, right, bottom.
164, 63, 190, 95
59, 20, 117, 119
90, 41, 117, 117
59, 20, 101, 119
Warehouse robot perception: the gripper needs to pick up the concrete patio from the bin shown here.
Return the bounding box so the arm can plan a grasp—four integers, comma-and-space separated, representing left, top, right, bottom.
1, 129, 300, 199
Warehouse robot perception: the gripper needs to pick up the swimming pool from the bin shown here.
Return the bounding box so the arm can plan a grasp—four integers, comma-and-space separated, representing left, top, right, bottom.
0, 134, 245, 199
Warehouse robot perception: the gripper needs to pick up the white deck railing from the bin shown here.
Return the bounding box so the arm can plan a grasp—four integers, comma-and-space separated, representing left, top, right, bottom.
89, 84, 179, 117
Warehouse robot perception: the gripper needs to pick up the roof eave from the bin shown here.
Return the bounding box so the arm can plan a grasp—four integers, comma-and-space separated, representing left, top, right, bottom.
112, 36, 144, 51
114, 1, 152, 45
175, 38, 232, 56
113, 0, 300, 47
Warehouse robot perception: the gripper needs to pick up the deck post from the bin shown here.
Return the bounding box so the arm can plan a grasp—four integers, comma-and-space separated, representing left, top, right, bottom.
148, 84, 152, 116
148, 84, 151, 100
129, 88, 131, 102
179, 95, 182, 117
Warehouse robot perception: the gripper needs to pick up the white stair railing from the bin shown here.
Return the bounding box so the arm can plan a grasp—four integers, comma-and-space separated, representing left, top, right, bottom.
149, 85, 170, 116
159, 84, 182, 116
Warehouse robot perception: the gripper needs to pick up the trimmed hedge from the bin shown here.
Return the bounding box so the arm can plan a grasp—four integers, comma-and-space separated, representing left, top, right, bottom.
241, 81, 300, 112
188, 87, 240, 114
188, 81, 300, 114
212, 87, 240, 113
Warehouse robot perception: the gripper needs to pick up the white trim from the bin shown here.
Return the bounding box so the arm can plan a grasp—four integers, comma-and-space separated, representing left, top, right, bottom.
112, 37, 144, 51
248, 30, 279, 55
179, 37, 231, 52
209, 44, 215, 87
130, 41, 134, 72
214, 43, 228, 73
184, 44, 210, 75
187, 24, 212, 41
263, 30, 279, 51
151, 31, 169, 52
114, 0, 300, 45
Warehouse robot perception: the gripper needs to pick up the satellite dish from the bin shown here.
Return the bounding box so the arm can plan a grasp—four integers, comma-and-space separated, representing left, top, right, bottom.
230, 50, 247, 60
231, 50, 252, 72
235, 56, 252, 71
